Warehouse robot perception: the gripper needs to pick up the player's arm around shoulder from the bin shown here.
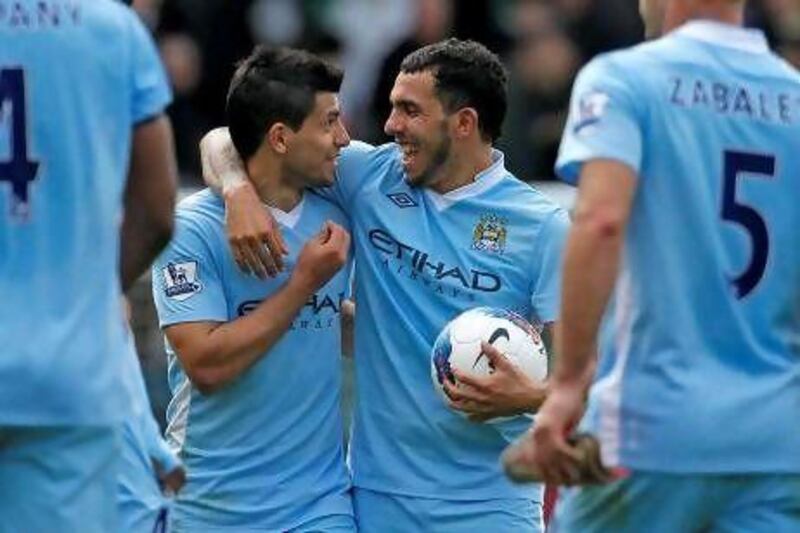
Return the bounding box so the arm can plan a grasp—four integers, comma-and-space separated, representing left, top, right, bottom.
199, 127, 289, 278
199, 128, 374, 278
164, 221, 351, 395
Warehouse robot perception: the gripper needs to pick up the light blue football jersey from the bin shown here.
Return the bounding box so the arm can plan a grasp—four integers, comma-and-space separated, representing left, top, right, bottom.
119, 332, 178, 533
0, 0, 171, 425
556, 21, 800, 473
151, 189, 354, 530
320, 142, 570, 501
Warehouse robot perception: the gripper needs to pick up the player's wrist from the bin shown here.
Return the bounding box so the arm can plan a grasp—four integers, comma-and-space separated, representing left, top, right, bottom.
222, 175, 255, 202
525, 382, 549, 413
549, 373, 591, 398
551, 350, 594, 388
286, 269, 320, 297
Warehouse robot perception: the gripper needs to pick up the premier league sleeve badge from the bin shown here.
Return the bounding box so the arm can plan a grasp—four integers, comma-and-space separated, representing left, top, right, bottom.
163, 260, 203, 301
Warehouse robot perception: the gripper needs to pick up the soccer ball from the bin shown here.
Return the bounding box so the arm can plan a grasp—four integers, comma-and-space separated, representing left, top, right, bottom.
430, 307, 548, 415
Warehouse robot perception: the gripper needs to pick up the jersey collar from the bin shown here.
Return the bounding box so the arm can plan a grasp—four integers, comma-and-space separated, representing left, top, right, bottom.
673, 20, 769, 55
425, 149, 507, 212
265, 194, 305, 229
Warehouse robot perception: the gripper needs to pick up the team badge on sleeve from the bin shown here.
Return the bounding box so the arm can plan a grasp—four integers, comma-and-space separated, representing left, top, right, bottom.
574, 90, 610, 135
163, 261, 202, 301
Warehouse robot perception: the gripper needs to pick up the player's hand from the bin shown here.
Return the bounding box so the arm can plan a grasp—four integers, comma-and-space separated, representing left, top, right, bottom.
502, 381, 590, 485
443, 341, 547, 422
224, 179, 289, 279
159, 465, 187, 495
292, 221, 350, 293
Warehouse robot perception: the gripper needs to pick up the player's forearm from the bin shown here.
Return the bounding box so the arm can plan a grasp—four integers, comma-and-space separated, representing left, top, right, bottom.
554, 218, 622, 386
120, 214, 173, 292
200, 127, 248, 196
189, 278, 313, 393
121, 116, 177, 291
554, 160, 635, 387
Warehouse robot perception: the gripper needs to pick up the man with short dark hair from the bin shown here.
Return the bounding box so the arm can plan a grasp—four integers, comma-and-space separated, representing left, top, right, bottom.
152, 45, 354, 531
202, 38, 569, 532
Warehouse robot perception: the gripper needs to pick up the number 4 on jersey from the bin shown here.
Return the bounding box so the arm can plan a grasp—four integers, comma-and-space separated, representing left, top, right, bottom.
0, 68, 40, 219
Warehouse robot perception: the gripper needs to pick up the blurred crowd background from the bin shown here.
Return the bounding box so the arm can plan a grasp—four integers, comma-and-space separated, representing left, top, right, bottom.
128, 0, 800, 425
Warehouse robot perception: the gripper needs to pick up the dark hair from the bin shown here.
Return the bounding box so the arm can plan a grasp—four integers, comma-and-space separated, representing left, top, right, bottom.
226, 45, 343, 161
399, 38, 507, 142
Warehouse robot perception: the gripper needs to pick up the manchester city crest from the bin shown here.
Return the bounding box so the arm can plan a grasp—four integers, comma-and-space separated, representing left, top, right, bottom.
472, 214, 507, 254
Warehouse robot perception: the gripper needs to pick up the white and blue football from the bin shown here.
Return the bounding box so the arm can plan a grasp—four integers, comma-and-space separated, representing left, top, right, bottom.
430, 307, 548, 414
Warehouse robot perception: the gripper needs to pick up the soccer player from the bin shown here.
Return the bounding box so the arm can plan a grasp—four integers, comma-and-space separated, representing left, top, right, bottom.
151, 46, 355, 532
202, 39, 570, 532
505, 0, 800, 530
0, 1, 176, 531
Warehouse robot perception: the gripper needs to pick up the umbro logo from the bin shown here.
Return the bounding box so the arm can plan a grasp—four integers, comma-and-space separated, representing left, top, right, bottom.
386, 192, 418, 208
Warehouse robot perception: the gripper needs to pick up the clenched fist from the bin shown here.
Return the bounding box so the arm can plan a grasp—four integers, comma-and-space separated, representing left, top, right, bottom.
291, 221, 350, 293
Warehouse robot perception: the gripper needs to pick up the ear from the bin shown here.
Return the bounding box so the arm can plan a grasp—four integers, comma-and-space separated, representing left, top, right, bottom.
266, 123, 292, 155
453, 107, 480, 140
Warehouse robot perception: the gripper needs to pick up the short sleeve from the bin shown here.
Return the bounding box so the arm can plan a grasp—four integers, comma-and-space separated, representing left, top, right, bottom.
151, 215, 229, 327
530, 209, 571, 324
127, 12, 172, 124
555, 56, 643, 184
314, 141, 375, 210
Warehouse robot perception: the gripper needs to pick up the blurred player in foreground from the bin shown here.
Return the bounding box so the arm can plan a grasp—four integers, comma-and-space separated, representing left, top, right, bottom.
152, 46, 355, 531
0, 1, 176, 531
504, 0, 800, 531
201, 39, 570, 532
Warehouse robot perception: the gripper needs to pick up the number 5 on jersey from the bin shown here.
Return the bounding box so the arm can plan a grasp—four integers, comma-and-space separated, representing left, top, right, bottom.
0, 67, 40, 220
721, 150, 775, 299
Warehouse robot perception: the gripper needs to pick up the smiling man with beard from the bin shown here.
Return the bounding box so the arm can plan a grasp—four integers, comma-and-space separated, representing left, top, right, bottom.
200, 39, 570, 532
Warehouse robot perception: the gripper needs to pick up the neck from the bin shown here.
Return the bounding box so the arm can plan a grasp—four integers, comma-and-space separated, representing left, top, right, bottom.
246, 157, 303, 212
428, 143, 494, 195
663, 1, 744, 33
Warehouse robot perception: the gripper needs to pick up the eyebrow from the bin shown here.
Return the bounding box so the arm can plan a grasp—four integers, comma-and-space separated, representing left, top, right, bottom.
391, 98, 420, 110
